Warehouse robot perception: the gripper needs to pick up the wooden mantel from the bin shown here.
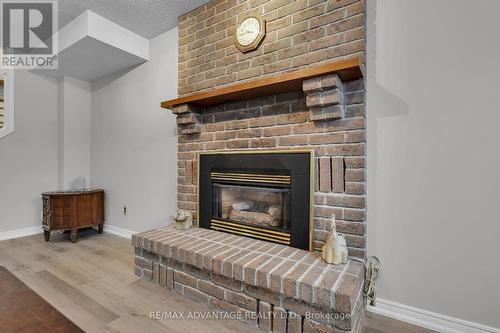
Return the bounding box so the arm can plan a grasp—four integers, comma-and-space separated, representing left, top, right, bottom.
161, 56, 363, 109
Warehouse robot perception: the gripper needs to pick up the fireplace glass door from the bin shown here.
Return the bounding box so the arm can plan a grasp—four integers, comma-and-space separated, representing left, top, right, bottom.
213, 184, 291, 230
210, 172, 292, 244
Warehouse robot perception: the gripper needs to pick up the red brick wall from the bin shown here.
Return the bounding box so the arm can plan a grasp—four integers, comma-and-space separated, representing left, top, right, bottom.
175, 0, 366, 257
178, 0, 365, 96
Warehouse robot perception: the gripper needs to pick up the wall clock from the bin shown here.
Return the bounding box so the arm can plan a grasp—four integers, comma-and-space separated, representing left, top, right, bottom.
234, 15, 266, 53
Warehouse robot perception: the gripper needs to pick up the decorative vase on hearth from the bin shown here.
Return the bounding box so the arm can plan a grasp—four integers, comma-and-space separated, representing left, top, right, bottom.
170, 210, 192, 230
321, 215, 348, 265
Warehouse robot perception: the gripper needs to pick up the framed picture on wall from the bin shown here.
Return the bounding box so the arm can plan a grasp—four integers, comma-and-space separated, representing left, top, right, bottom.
0, 70, 14, 139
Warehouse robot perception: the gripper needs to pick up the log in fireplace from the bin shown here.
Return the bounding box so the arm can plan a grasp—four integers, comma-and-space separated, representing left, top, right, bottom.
198, 150, 314, 251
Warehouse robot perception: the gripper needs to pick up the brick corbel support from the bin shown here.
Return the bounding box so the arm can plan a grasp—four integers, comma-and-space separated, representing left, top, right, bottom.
303, 74, 345, 122
172, 103, 201, 135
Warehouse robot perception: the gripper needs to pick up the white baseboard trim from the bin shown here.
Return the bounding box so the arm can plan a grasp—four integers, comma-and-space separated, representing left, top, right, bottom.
0, 226, 42, 241
0, 225, 137, 241
103, 225, 136, 239
368, 299, 500, 333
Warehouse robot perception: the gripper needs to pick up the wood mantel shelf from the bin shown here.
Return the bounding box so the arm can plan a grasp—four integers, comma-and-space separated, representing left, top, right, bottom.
161, 56, 363, 109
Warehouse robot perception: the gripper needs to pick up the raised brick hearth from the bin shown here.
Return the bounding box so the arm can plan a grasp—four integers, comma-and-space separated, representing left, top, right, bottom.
133, 227, 365, 333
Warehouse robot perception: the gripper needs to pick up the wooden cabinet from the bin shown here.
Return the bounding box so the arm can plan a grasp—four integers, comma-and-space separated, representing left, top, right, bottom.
42, 189, 104, 243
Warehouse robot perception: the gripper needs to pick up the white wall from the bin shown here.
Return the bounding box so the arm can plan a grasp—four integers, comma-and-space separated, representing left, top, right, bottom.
367, 0, 500, 329
0, 71, 58, 232
58, 76, 92, 189
90, 27, 178, 233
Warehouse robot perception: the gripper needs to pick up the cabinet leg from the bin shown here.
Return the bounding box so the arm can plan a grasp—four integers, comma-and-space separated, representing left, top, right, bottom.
70, 230, 77, 243
44, 230, 50, 242
98, 224, 103, 234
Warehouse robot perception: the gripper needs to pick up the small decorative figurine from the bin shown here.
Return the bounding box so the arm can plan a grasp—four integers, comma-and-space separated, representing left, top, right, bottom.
170, 210, 192, 230
321, 215, 348, 265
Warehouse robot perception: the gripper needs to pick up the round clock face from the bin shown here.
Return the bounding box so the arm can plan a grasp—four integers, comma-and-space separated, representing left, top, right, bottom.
236, 17, 261, 46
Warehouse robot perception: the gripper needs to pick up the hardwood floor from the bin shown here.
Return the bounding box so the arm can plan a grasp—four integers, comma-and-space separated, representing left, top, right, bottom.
0, 230, 435, 333
0, 266, 84, 332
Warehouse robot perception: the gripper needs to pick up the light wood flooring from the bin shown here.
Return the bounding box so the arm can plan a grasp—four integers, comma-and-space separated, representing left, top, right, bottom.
0, 230, 435, 333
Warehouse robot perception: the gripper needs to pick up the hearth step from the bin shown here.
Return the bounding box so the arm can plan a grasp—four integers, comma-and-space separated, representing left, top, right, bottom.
132, 227, 365, 333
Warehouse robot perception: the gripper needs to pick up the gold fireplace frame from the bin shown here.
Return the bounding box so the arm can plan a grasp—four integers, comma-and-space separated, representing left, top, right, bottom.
197, 149, 315, 251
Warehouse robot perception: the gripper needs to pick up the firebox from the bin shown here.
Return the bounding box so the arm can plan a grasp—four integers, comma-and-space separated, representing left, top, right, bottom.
198, 150, 314, 251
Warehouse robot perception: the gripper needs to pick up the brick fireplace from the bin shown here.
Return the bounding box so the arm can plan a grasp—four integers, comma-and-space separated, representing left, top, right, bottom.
133, 1, 367, 332
169, 0, 367, 257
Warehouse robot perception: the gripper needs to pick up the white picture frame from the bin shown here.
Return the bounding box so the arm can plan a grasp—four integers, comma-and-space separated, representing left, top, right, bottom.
0, 70, 14, 139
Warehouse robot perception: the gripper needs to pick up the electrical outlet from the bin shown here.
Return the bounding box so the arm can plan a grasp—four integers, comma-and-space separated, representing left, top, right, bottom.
123, 206, 127, 215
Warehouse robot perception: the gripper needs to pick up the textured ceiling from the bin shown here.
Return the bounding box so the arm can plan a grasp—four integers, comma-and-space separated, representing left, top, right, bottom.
59, 0, 209, 39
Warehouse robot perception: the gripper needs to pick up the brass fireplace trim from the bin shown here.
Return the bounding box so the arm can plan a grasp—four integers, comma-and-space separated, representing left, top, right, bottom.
212, 219, 291, 237
211, 172, 291, 185
212, 172, 290, 179
211, 219, 291, 245
197, 149, 315, 251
